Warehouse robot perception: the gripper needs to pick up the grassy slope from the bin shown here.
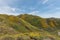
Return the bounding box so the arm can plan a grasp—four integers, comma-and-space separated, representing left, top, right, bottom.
0, 14, 60, 40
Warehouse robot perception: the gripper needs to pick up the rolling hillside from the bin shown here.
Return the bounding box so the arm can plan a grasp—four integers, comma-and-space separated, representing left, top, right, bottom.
0, 14, 60, 40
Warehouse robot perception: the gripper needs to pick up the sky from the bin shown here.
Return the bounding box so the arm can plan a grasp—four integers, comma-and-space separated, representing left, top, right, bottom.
0, 0, 60, 18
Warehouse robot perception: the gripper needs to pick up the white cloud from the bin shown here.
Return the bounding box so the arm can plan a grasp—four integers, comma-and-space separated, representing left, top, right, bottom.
40, 11, 60, 18
0, 0, 26, 15
42, 0, 48, 4
28, 10, 60, 18
0, 6, 20, 15
0, 6, 15, 13
0, 0, 16, 15
0, 6, 26, 15
28, 11, 40, 15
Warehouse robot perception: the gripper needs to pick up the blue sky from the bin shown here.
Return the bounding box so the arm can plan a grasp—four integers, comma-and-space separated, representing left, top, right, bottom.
0, 0, 60, 18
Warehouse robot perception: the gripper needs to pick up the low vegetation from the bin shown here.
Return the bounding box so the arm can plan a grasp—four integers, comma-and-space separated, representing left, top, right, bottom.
0, 14, 60, 40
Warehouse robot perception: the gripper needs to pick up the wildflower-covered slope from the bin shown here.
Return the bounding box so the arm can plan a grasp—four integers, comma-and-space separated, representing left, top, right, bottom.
0, 14, 60, 40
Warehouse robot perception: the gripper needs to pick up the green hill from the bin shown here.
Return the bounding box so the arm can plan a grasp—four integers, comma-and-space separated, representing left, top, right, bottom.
0, 14, 60, 40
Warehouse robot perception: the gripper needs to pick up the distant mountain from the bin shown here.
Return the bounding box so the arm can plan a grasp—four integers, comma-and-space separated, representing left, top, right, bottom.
0, 14, 60, 40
